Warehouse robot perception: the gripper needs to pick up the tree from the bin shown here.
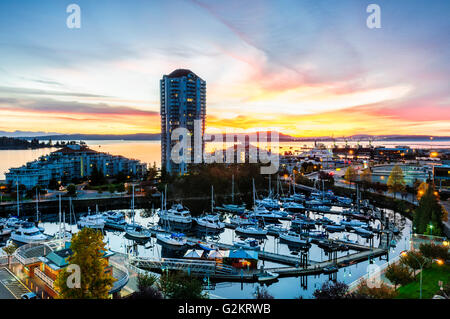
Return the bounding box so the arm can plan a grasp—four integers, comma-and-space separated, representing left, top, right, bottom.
67, 184, 77, 197
353, 279, 397, 299
400, 251, 428, 277
157, 271, 207, 299
90, 165, 106, 186
387, 165, 406, 198
137, 272, 158, 293
419, 243, 449, 261
360, 168, 372, 191
2, 243, 17, 268
128, 272, 163, 299
54, 228, 115, 299
413, 184, 444, 235
384, 263, 413, 289
344, 167, 357, 187
313, 281, 349, 299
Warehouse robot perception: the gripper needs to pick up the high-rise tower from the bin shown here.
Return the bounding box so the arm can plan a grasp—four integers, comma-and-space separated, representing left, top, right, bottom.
160, 69, 206, 174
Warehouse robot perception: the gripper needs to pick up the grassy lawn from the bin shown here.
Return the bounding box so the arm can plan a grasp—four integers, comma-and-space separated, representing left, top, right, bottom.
396, 264, 450, 299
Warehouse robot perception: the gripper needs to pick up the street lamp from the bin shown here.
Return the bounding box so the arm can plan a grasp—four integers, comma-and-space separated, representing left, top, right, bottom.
401, 251, 428, 299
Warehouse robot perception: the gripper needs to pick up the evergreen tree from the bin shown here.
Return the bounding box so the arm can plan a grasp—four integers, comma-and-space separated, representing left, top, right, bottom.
54, 228, 115, 299
413, 184, 444, 235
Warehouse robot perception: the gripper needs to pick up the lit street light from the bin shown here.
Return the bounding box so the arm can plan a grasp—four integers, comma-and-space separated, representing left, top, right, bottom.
401, 250, 428, 299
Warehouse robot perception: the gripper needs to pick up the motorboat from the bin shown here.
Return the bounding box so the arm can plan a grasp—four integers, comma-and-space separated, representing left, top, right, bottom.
230, 215, 257, 227
10, 222, 48, 244
291, 193, 306, 202
156, 232, 187, 246
125, 222, 151, 240
280, 231, 311, 246
218, 204, 246, 214
313, 205, 331, 212
233, 238, 260, 250
77, 212, 105, 230
235, 225, 268, 236
340, 219, 368, 229
282, 202, 305, 212
352, 226, 374, 238
256, 270, 279, 282
265, 224, 288, 236
159, 204, 192, 224
102, 211, 128, 230
316, 216, 333, 225
255, 197, 280, 210
336, 196, 352, 205
5, 217, 23, 229
193, 214, 225, 230
302, 230, 328, 240
291, 217, 316, 230
324, 224, 346, 233
249, 207, 281, 222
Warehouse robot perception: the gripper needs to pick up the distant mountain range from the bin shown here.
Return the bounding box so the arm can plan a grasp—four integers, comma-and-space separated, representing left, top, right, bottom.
1, 131, 449, 142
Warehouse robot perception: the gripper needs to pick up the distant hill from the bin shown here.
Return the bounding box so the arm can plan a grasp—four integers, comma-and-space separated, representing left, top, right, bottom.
3, 131, 450, 142
0, 136, 54, 150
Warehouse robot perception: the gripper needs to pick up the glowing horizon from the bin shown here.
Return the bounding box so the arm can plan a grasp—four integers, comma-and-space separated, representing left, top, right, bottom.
0, 0, 449, 137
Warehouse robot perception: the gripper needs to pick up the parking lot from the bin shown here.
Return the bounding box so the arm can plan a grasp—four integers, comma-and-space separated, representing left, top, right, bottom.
0, 267, 30, 299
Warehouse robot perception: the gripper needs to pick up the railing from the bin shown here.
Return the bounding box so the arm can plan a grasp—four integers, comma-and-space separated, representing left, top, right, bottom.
129, 256, 234, 275
109, 260, 130, 293
34, 267, 55, 288
347, 254, 401, 291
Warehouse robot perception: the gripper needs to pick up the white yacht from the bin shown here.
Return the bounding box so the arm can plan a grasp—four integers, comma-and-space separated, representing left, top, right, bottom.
249, 207, 281, 222
255, 197, 280, 210
125, 223, 151, 240
77, 212, 105, 230
5, 217, 23, 229
194, 215, 225, 230
230, 215, 257, 227
156, 232, 187, 246
102, 211, 128, 230
10, 222, 48, 244
159, 204, 192, 224
280, 231, 311, 246
233, 238, 260, 250
235, 225, 268, 236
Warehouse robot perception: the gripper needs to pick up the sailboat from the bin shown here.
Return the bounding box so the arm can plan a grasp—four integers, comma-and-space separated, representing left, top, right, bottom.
219, 174, 246, 214
77, 206, 105, 230
125, 184, 151, 240
194, 186, 225, 230
156, 186, 187, 246
54, 194, 72, 240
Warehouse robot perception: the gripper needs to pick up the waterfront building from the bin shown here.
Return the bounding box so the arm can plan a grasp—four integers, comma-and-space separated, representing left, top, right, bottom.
434, 164, 450, 189
5, 144, 147, 189
17, 241, 127, 298
160, 69, 206, 175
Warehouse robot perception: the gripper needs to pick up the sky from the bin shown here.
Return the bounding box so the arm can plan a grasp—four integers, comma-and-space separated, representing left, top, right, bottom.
0, 0, 449, 137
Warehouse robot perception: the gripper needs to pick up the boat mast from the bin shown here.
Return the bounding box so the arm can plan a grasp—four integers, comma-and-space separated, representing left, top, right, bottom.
16, 176, 19, 217
231, 174, 234, 204
211, 185, 214, 214
35, 187, 39, 222
58, 194, 62, 239
132, 184, 135, 224
252, 178, 256, 208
